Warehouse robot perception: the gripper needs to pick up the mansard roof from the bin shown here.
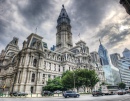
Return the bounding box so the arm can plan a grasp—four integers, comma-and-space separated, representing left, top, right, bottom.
27, 33, 43, 40
59, 5, 69, 18
57, 5, 70, 25
75, 40, 86, 46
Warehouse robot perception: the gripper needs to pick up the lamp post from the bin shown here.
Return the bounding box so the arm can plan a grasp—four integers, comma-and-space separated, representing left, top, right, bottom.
73, 72, 75, 91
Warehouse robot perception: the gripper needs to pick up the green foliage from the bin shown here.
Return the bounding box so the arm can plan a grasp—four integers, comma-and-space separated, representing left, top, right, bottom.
118, 82, 126, 89
61, 69, 99, 92
87, 70, 99, 90
43, 69, 99, 92
62, 71, 74, 90
43, 77, 66, 92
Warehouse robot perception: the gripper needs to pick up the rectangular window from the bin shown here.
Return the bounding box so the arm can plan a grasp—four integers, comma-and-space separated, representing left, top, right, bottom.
48, 74, 51, 79
63, 67, 65, 72
59, 65, 60, 72
44, 61, 46, 68
43, 74, 45, 78
31, 73, 35, 82
49, 63, 51, 70
54, 64, 56, 71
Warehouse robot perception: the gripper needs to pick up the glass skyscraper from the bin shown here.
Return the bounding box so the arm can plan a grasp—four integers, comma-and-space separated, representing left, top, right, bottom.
98, 40, 114, 85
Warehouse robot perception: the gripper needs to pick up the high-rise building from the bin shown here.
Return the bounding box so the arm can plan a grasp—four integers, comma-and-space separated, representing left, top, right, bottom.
110, 53, 121, 68
111, 67, 121, 85
50, 45, 55, 51
123, 48, 130, 59
98, 40, 114, 85
98, 40, 109, 65
118, 57, 130, 89
110, 48, 130, 89
120, 0, 130, 15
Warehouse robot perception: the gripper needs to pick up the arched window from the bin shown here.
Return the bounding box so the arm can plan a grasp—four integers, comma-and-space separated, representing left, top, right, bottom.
31, 73, 35, 82
33, 59, 37, 67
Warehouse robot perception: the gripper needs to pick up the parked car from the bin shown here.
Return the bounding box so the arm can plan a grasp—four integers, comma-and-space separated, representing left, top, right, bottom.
10, 92, 28, 96
54, 90, 62, 94
41, 91, 53, 96
117, 90, 126, 95
63, 91, 80, 98
126, 89, 130, 93
92, 91, 103, 96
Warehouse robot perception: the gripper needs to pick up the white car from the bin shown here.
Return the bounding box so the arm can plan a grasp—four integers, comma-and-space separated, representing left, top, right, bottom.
54, 90, 62, 94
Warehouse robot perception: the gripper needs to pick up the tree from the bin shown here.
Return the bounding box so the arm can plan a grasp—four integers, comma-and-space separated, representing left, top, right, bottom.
62, 71, 74, 90
74, 69, 86, 92
61, 69, 99, 92
88, 70, 99, 91
43, 77, 66, 92
118, 82, 126, 89
75, 69, 89, 92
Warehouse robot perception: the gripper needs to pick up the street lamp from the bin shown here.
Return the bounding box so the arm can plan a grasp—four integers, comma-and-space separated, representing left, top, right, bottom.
73, 72, 75, 92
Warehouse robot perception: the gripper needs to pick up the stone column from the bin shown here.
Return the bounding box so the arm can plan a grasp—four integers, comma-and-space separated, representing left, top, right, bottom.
28, 71, 31, 83
24, 54, 29, 67
19, 56, 23, 66
16, 71, 20, 83
65, 53, 67, 61
31, 56, 34, 67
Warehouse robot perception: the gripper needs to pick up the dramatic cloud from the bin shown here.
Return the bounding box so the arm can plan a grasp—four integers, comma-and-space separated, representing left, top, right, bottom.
0, 0, 129, 57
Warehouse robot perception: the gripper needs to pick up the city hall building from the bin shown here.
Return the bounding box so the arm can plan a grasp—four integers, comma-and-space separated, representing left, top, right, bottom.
0, 5, 105, 94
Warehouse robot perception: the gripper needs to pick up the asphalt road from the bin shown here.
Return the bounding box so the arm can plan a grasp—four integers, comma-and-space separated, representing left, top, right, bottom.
0, 94, 130, 101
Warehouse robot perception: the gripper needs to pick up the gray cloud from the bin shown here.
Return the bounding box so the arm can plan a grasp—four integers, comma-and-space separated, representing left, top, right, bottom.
18, 0, 54, 27
68, 0, 118, 35
0, 0, 129, 56
93, 22, 130, 49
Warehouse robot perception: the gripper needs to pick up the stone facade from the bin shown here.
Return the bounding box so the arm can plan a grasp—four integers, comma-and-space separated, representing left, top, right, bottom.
0, 5, 105, 94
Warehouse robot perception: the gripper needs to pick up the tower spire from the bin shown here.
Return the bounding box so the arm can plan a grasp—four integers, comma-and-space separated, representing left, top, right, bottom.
56, 5, 73, 52
62, 4, 64, 8
99, 39, 101, 45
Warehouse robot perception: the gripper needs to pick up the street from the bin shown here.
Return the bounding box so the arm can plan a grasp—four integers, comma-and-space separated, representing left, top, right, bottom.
0, 94, 130, 101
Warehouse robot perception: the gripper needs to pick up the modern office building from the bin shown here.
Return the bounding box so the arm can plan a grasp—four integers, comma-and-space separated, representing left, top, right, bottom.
111, 67, 121, 85
50, 45, 56, 51
0, 5, 105, 94
110, 53, 121, 68
98, 40, 109, 66
117, 57, 130, 89
123, 48, 130, 59
98, 40, 114, 85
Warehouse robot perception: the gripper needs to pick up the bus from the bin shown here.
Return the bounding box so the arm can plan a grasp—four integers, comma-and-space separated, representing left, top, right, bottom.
101, 85, 119, 95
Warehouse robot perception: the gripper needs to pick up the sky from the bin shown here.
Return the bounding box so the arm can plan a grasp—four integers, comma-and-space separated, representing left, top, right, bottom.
0, 0, 130, 57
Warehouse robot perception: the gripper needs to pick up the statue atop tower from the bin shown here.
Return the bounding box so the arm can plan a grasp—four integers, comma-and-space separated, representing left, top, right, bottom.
56, 5, 73, 52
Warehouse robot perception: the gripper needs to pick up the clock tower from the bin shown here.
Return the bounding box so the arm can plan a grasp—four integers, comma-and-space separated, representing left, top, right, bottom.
56, 5, 73, 52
